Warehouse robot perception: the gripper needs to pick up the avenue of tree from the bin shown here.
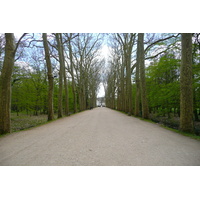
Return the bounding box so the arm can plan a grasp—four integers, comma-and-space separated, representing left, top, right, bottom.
104, 33, 199, 134
0, 33, 103, 134
0, 33, 199, 135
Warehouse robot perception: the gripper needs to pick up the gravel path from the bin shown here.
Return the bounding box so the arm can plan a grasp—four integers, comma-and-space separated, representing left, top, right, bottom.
0, 107, 200, 166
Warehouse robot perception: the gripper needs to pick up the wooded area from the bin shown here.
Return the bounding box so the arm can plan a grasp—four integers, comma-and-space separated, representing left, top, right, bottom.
0, 33, 199, 135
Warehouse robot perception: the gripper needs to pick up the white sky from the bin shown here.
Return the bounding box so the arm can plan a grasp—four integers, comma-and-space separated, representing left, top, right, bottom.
97, 83, 105, 97
97, 44, 110, 97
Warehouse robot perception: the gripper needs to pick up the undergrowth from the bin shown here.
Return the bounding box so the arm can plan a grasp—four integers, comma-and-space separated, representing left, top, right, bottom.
11, 113, 48, 132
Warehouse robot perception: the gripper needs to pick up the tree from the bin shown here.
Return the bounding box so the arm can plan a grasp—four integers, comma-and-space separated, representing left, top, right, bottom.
42, 33, 54, 121
135, 35, 140, 116
55, 33, 64, 118
67, 34, 78, 113
180, 33, 193, 132
0, 33, 26, 134
60, 34, 69, 116
0, 34, 16, 134
72, 33, 102, 111
105, 37, 123, 111
106, 34, 136, 114
193, 33, 200, 121
138, 33, 149, 119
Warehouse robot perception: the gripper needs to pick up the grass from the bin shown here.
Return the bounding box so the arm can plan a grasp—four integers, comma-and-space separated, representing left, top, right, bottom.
139, 115, 200, 140
161, 126, 200, 140
3, 111, 78, 135
11, 113, 49, 132
0, 110, 84, 137
114, 108, 200, 141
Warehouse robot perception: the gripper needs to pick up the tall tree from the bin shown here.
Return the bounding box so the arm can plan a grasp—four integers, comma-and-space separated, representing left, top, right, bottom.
42, 33, 54, 121
68, 34, 77, 113
180, 33, 193, 132
60, 34, 69, 116
0, 33, 26, 134
0, 34, 16, 134
138, 33, 149, 119
72, 33, 102, 111
115, 33, 135, 114
63, 64, 69, 115
135, 36, 140, 116
55, 33, 64, 118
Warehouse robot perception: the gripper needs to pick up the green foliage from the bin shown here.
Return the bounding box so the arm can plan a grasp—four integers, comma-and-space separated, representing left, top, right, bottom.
11, 64, 48, 115
11, 64, 78, 117
146, 54, 181, 117
145, 51, 200, 134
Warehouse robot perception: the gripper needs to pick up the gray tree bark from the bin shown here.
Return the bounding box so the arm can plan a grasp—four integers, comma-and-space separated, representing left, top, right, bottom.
135, 62, 140, 116
138, 33, 149, 119
56, 33, 64, 118
180, 33, 193, 132
0, 33, 16, 134
135, 35, 141, 117
68, 37, 77, 113
120, 55, 125, 112
59, 34, 69, 116
42, 33, 54, 121
116, 33, 135, 114
126, 34, 134, 115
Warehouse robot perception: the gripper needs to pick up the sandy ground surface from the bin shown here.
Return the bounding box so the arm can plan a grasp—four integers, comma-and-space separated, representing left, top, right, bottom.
0, 107, 200, 166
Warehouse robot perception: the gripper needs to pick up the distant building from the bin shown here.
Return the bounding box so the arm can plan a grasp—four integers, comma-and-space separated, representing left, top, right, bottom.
96, 97, 106, 107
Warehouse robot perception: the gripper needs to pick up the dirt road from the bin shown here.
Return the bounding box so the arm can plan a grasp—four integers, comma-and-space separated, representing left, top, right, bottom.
0, 107, 200, 166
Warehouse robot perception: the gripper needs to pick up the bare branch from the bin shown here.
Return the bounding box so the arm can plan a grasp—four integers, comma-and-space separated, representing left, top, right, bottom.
14, 33, 27, 55
144, 33, 180, 53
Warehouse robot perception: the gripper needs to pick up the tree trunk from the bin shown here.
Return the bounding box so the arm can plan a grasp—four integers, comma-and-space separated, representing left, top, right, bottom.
69, 39, 77, 113
180, 33, 193, 132
138, 33, 149, 119
71, 76, 77, 113
135, 62, 140, 116
63, 67, 69, 115
135, 35, 141, 117
127, 43, 133, 115
120, 54, 125, 112
60, 34, 69, 116
0, 33, 15, 134
79, 56, 84, 111
56, 33, 64, 118
42, 33, 54, 121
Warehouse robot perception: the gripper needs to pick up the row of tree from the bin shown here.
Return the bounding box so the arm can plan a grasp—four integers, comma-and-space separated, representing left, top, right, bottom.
0, 33, 104, 134
104, 33, 200, 133
0, 33, 199, 134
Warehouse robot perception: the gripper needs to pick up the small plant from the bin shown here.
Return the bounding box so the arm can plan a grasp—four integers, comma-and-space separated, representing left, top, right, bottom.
11, 113, 47, 132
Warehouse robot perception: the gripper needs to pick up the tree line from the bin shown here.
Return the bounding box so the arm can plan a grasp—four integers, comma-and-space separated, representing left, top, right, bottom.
0, 33, 199, 135
0, 33, 104, 134
104, 33, 200, 134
